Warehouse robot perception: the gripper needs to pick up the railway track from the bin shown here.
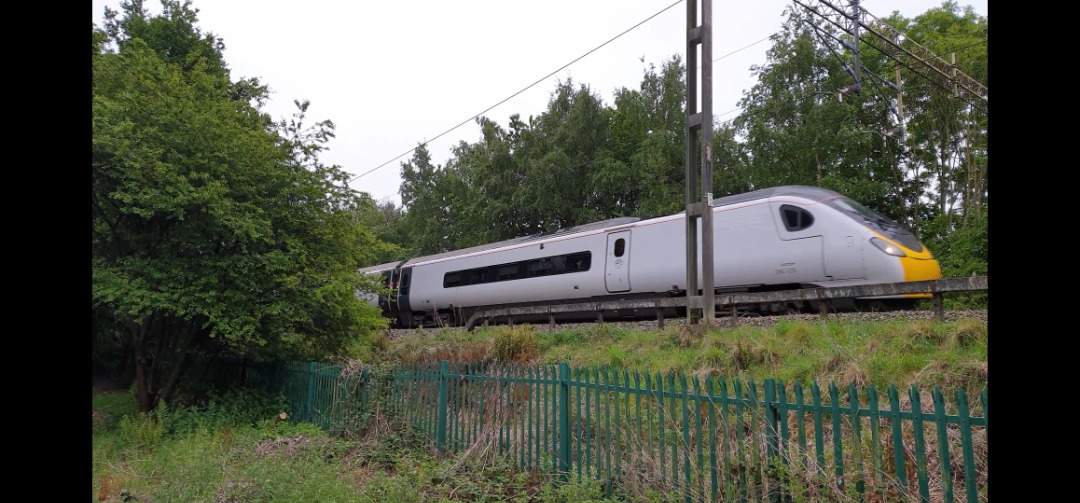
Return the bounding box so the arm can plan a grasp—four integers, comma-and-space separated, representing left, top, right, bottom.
387, 308, 988, 338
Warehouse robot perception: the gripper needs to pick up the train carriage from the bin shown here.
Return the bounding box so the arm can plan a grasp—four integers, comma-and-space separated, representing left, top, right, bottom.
365, 186, 941, 328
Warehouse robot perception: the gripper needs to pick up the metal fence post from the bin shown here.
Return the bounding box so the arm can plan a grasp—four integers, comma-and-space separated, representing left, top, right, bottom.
438, 360, 448, 449
558, 362, 571, 482
764, 379, 780, 503
306, 362, 316, 422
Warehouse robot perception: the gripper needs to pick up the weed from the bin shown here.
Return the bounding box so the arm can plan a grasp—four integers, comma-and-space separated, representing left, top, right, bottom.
115, 412, 164, 451
898, 320, 944, 349
492, 325, 540, 362
946, 318, 987, 350
774, 319, 815, 345
607, 346, 627, 368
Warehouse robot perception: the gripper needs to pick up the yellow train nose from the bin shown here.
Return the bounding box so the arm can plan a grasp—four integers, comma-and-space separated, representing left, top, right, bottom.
900, 245, 942, 298
902, 255, 942, 282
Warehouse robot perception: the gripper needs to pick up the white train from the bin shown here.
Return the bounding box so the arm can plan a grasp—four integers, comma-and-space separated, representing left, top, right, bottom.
360, 185, 942, 328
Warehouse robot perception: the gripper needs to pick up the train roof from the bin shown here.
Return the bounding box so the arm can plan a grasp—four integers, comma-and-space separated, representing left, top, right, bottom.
403, 216, 641, 266
710, 185, 842, 208
358, 260, 405, 275
364, 186, 846, 271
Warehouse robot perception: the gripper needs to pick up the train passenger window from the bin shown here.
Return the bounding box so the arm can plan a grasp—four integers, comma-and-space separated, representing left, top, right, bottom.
549, 256, 566, 274
497, 263, 520, 280
468, 268, 486, 285
565, 252, 591, 272
614, 238, 626, 257
780, 205, 814, 231
443, 251, 591, 287
527, 258, 553, 277
443, 272, 462, 288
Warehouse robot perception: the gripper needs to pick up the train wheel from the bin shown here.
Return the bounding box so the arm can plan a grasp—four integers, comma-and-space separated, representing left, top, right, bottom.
437, 311, 452, 328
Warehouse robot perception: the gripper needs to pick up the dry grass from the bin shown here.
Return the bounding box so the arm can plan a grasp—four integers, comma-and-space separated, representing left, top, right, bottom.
836, 360, 872, 388
97, 471, 129, 502
945, 319, 987, 350
898, 320, 945, 349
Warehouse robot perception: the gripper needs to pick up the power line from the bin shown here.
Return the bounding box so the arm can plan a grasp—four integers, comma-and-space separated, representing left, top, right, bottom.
349, 0, 684, 184
712, 35, 772, 64
369, 35, 777, 202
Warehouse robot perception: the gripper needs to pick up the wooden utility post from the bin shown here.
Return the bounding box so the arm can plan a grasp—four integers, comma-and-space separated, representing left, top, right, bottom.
685, 0, 714, 327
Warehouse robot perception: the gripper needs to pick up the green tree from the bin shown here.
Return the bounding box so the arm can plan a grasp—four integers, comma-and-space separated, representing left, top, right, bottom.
355, 196, 409, 264
888, 2, 988, 243
92, 0, 386, 413
735, 6, 888, 193
518, 79, 613, 230
399, 143, 458, 254
612, 56, 687, 217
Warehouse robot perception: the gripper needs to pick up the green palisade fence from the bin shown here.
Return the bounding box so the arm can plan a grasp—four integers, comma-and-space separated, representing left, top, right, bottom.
243, 360, 986, 502
390, 361, 988, 503
245, 361, 376, 435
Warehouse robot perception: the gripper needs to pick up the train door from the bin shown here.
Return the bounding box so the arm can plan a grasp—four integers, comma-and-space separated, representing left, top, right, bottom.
823, 234, 864, 281
767, 201, 826, 283
377, 270, 394, 316
605, 231, 631, 293
395, 267, 414, 328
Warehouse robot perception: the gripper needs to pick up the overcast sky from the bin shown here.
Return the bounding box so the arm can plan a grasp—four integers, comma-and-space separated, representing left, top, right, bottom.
92, 0, 988, 206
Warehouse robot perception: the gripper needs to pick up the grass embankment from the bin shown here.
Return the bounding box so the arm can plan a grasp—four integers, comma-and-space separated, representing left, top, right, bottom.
93, 316, 987, 502
92, 387, 612, 502
386, 316, 988, 393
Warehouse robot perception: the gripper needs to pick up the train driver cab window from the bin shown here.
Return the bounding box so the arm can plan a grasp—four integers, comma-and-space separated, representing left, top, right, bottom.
614, 238, 626, 257
780, 205, 814, 232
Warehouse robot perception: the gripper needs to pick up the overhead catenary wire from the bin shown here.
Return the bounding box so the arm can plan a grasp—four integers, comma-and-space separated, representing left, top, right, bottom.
370, 2, 983, 204
792, 0, 987, 113
350, 0, 685, 184
369, 32, 768, 203
374, 104, 743, 205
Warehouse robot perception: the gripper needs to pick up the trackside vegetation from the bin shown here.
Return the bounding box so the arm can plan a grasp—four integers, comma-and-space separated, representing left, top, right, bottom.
386, 317, 988, 394
92, 0, 393, 414
93, 316, 987, 502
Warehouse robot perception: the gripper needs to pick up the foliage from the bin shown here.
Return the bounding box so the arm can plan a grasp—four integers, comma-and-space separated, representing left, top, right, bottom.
536, 477, 612, 503
158, 388, 290, 436
392, 61, 688, 255
922, 210, 988, 278
92, 380, 626, 502
491, 325, 541, 362
92, 389, 139, 433
92, 0, 389, 411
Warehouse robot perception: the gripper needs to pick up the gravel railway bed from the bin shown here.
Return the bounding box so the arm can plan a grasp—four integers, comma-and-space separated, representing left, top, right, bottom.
387, 309, 988, 339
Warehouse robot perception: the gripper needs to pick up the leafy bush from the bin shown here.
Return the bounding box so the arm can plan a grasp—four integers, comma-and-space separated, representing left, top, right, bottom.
109, 411, 167, 452
537, 477, 612, 502
491, 325, 540, 362
160, 388, 289, 436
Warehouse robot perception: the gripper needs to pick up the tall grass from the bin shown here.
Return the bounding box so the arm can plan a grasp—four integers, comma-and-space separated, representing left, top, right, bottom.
384, 316, 987, 393
92, 384, 622, 502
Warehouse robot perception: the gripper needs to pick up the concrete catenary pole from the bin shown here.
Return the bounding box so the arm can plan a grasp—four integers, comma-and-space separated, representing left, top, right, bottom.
685, 0, 714, 327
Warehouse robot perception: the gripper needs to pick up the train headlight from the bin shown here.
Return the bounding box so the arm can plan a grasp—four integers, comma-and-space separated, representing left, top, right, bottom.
870, 237, 906, 257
